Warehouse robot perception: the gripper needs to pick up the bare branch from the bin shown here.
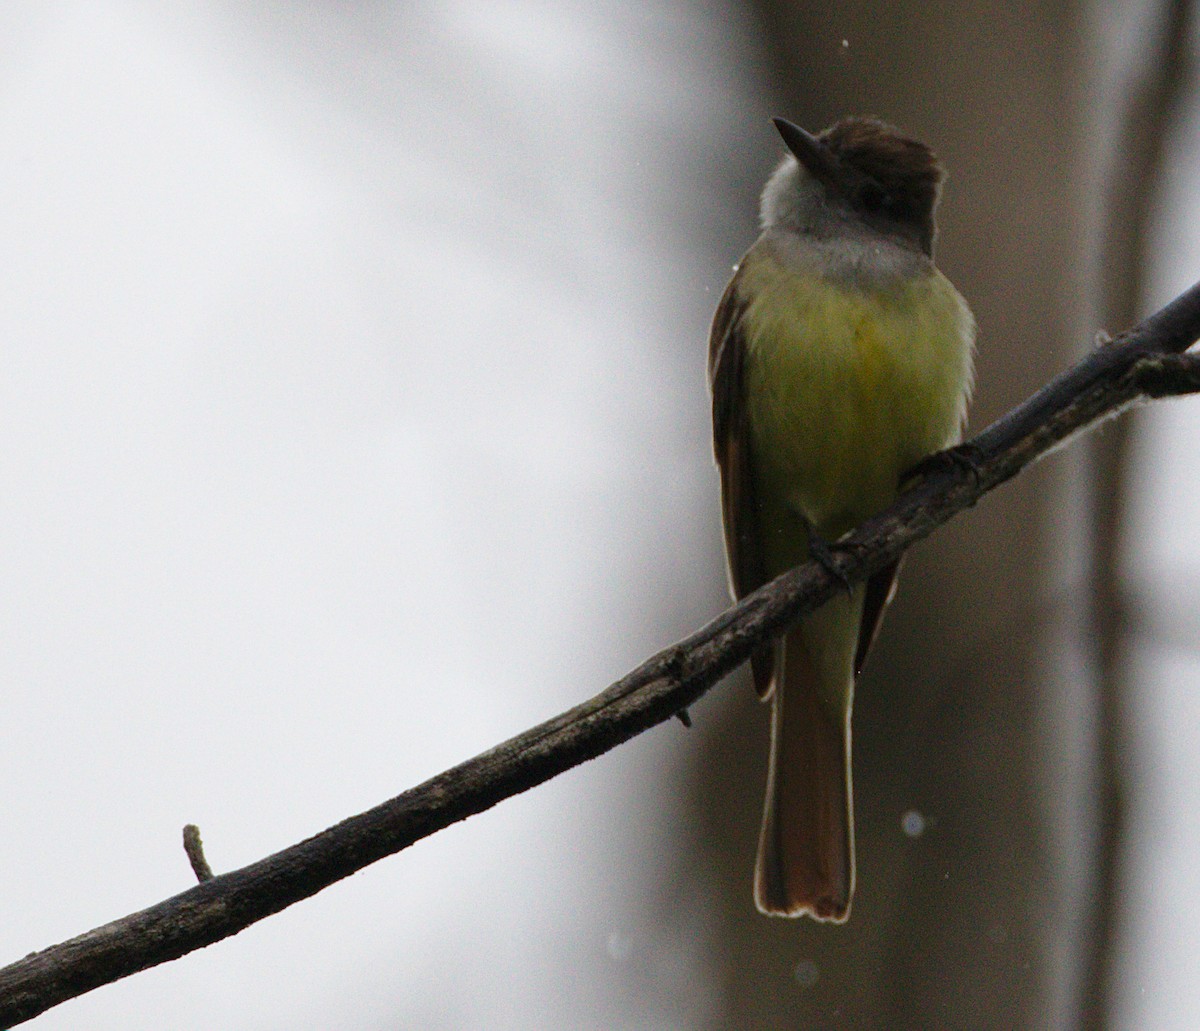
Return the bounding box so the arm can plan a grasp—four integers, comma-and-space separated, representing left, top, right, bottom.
3, 280, 1200, 1025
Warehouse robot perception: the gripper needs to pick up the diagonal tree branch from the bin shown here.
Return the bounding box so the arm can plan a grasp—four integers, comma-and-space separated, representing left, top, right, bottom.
4, 281, 1200, 1026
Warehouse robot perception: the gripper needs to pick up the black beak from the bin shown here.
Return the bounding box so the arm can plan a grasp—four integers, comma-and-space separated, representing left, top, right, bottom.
772, 116, 887, 212
772, 117, 842, 187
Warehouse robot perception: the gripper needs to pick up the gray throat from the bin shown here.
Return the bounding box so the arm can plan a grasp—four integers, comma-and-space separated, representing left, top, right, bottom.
759, 155, 932, 289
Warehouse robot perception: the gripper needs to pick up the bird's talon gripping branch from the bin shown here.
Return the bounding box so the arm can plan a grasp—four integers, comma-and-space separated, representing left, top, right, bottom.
903, 441, 984, 488
801, 517, 852, 594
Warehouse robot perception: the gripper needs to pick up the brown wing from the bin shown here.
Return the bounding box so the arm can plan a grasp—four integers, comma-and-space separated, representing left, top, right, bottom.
854, 559, 902, 678
709, 267, 776, 697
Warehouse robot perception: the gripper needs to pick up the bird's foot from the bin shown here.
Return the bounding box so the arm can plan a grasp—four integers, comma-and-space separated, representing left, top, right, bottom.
903, 442, 984, 489
801, 517, 852, 595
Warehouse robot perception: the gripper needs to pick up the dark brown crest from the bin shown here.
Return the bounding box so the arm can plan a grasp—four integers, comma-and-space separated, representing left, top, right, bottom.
821, 117, 945, 253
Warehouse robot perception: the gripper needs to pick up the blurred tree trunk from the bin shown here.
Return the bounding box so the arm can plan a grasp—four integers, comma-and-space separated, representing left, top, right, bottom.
1078, 3, 1193, 1027
686, 2, 1088, 1027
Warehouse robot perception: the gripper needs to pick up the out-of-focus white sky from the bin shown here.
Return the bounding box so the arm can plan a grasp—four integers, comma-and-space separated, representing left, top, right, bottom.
0, 3, 760, 1027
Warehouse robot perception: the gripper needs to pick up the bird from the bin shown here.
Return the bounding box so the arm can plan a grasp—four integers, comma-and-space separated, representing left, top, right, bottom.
708, 116, 975, 921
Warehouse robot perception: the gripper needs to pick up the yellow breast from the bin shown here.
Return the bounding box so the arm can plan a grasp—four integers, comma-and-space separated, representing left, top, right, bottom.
738, 245, 974, 545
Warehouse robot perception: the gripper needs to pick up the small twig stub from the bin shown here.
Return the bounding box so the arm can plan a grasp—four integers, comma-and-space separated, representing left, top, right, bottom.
182, 824, 214, 883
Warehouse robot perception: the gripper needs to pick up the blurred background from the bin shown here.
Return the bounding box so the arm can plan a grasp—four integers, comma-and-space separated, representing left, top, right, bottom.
0, 1, 1196, 1027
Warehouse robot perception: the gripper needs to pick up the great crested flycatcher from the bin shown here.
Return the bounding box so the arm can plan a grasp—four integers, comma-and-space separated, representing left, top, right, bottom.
709, 117, 975, 921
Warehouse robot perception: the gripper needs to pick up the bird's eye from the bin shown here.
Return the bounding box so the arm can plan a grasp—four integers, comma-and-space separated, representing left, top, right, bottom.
858, 182, 889, 212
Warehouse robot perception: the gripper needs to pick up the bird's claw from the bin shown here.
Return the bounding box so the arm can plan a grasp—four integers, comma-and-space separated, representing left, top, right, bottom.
802, 519, 852, 595
903, 442, 984, 488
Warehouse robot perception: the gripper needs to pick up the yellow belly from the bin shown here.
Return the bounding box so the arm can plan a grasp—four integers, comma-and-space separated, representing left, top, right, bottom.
739, 248, 973, 574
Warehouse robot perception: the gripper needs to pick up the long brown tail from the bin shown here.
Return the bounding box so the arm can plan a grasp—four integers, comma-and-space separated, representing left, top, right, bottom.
754, 616, 855, 921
